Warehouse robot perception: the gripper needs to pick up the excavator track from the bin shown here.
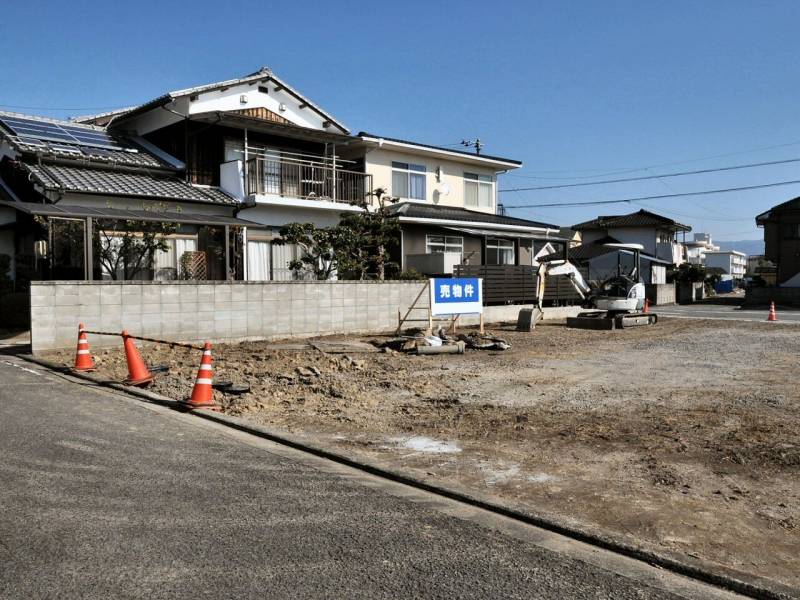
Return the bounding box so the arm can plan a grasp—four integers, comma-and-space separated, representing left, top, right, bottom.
566, 311, 657, 330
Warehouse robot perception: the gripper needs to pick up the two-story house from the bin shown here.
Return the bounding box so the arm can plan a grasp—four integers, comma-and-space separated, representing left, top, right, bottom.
0, 67, 560, 284
573, 209, 689, 266
756, 196, 800, 286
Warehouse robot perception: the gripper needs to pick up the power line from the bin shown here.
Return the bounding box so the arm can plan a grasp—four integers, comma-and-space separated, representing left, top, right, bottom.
629, 200, 754, 223
505, 139, 800, 180
499, 157, 800, 192
503, 178, 800, 209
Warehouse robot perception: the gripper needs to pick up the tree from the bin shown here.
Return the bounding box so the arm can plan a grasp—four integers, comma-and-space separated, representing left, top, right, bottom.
94, 219, 178, 280
276, 188, 400, 281
668, 263, 708, 284
275, 222, 346, 280
336, 188, 400, 280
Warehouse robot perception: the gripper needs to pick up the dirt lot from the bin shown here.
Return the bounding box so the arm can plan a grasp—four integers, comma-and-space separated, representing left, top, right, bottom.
47, 318, 800, 588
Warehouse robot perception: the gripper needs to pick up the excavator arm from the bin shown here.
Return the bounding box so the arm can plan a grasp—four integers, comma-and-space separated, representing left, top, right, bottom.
534, 260, 590, 307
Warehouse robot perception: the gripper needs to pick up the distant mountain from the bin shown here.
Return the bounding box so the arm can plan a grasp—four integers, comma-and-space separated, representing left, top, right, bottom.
714, 239, 763, 256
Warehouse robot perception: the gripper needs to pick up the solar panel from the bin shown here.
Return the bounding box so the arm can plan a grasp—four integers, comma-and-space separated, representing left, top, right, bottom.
0, 115, 136, 152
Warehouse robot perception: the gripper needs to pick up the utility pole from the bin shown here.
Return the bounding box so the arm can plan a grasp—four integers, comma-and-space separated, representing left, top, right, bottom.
461, 138, 483, 155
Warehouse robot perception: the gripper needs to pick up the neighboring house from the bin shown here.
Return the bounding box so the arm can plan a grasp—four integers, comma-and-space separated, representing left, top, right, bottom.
756, 196, 800, 286
704, 250, 747, 280
0, 67, 560, 283
384, 203, 560, 276
572, 209, 690, 266
0, 111, 256, 283
684, 233, 719, 265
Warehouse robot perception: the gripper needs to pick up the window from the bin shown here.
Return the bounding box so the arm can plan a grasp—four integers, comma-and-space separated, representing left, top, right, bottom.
464, 173, 493, 208
426, 235, 463, 258
153, 237, 198, 281
657, 232, 674, 244
486, 238, 515, 265
392, 161, 426, 200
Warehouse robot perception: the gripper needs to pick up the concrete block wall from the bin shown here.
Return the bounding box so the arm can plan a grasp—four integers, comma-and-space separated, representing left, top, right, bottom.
29, 281, 585, 354
645, 283, 676, 306
745, 286, 800, 307
30, 281, 428, 354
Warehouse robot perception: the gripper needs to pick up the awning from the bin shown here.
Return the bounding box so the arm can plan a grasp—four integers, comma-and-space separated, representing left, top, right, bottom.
0, 201, 265, 228
443, 226, 569, 241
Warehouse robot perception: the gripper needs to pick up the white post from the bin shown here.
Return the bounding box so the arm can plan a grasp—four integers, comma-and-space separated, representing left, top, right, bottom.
242, 226, 248, 281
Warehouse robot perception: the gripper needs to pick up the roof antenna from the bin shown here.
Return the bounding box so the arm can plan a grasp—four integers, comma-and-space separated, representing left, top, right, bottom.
461, 138, 482, 155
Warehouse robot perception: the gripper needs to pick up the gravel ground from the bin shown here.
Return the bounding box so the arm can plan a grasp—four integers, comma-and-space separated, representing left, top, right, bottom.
46, 317, 800, 589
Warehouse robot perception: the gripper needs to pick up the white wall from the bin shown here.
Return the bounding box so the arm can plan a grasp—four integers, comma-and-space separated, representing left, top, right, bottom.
364, 148, 499, 214
187, 82, 332, 131
239, 202, 359, 229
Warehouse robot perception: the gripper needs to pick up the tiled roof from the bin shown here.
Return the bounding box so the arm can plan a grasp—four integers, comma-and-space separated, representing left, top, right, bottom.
756, 195, 800, 223
572, 209, 690, 232
387, 202, 558, 230
23, 163, 235, 205
107, 67, 349, 134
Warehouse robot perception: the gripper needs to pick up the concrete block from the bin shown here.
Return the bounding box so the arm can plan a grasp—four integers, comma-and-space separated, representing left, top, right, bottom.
230, 318, 248, 336
141, 286, 161, 304
161, 303, 181, 314
214, 301, 233, 313
246, 285, 262, 302
54, 293, 79, 307
141, 303, 162, 315
197, 286, 215, 304
230, 285, 247, 302
214, 286, 232, 303
178, 302, 198, 316
214, 321, 232, 337
179, 286, 198, 303
161, 319, 181, 335
100, 286, 122, 305
160, 286, 180, 304
31, 305, 54, 320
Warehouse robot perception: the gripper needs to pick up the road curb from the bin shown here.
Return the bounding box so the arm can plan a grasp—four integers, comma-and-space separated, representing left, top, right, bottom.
21, 354, 799, 600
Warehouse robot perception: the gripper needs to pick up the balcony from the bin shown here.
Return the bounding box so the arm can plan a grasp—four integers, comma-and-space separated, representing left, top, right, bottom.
245, 156, 372, 206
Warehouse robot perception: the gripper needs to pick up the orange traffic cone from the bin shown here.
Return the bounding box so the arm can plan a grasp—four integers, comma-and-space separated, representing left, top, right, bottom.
767, 301, 778, 322
643, 298, 650, 314
122, 330, 154, 386
182, 342, 219, 411
73, 323, 95, 371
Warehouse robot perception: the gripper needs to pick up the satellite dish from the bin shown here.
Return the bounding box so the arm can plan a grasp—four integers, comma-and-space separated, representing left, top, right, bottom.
436, 183, 451, 196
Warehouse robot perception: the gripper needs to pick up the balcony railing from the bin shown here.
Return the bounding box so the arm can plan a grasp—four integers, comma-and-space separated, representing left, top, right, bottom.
245, 156, 372, 206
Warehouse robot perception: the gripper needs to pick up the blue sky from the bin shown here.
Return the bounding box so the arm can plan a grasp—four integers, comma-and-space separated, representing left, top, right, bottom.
1, 0, 798, 242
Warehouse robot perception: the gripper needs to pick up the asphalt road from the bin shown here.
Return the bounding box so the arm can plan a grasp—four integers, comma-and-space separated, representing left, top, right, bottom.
655, 303, 800, 323
0, 357, 743, 599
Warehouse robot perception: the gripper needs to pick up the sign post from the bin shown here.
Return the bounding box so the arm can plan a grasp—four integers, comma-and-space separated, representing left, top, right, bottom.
430, 278, 483, 331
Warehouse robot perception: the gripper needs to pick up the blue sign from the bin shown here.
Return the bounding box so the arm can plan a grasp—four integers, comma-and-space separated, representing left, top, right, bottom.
430, 277, 483, 316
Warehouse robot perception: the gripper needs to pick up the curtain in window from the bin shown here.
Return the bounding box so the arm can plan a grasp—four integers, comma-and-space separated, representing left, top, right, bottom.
465, 181, 478, 207
409, 173, 425, 199
247, 240, 271, 281
153, 239, 176, 281
479, 182, 492, 207
175, 238, 197, 279
272, 242, 302, 281
392, 170, 408, 198
499, 244, 515, 265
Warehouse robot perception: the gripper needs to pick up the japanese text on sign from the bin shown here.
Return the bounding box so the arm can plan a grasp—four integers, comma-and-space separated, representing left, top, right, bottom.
430, 278, 483, 316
